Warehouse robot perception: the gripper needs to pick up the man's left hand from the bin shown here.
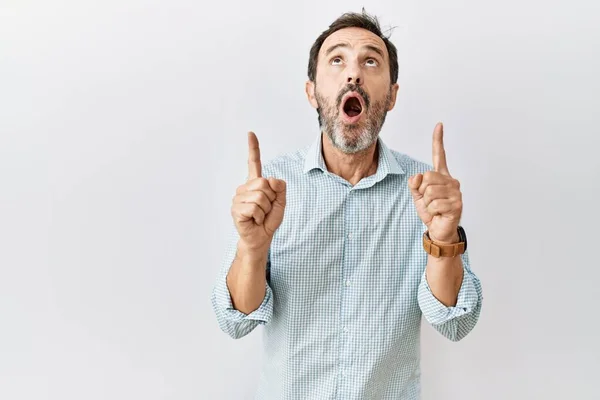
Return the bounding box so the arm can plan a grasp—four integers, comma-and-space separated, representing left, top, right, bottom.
408, 122, 463, 243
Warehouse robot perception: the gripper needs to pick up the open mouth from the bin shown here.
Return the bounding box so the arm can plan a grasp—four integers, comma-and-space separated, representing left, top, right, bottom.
342, 94, 363, 118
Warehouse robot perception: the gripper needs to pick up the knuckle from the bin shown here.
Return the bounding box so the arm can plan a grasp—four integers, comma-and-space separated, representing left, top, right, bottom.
257, 177, 270, 187
265, 203, 273, 213
257, 191, 269, 203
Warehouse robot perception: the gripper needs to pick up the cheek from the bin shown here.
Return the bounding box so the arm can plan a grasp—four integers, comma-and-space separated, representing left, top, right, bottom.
317, 67, 345, 89
368, 85, 392, 106
366, 73, 391, 93
316, 77, 338, 95
315, 86, 337, 106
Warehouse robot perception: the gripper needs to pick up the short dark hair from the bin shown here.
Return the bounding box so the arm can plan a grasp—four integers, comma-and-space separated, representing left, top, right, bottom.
307, 10, 399, 84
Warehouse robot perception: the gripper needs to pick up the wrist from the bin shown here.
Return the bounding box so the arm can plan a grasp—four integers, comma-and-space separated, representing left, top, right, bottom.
428, 231, 460, 245
237, 240, 270, 263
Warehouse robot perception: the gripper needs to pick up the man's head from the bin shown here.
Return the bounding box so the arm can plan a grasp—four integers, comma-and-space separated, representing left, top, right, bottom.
305, 10, 400, 154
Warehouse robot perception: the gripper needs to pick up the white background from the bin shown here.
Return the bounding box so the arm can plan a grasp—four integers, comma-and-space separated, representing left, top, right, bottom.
1, 0, 599, 399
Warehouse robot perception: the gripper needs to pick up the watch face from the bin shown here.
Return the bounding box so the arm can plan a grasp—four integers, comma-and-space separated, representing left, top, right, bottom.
458, 226, 467, 251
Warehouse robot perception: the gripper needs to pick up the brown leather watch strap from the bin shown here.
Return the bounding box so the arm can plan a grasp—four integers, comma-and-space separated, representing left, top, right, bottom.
422, 231, 466, 258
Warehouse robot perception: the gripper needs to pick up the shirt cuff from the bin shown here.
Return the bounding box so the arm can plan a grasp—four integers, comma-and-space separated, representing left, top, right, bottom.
418, 265, 478, 326
213, 277, 274, 325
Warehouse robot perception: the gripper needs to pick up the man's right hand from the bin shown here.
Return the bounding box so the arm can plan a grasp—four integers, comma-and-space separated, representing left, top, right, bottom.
231, 131, 287, 252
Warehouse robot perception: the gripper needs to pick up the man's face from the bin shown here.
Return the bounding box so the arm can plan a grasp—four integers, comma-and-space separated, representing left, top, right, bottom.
306, 27, 399, 154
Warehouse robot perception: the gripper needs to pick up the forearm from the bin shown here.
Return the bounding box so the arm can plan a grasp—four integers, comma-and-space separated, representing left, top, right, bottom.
425, 231, 463, 307
226, 241, 269, 314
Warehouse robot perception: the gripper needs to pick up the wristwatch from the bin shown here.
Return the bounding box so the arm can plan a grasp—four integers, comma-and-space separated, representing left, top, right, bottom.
422, 226, 467, 258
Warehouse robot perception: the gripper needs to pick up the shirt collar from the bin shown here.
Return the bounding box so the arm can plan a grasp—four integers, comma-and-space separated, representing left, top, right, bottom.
302, 133, 405, 176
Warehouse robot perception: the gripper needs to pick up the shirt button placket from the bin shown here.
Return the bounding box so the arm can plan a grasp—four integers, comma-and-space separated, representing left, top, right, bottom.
340, 189, 357, 396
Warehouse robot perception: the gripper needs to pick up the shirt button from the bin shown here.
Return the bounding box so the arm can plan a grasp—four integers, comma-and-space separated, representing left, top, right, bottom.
343, 327, 349, 334
345, 280, 351, 287
347, 232, 353, 239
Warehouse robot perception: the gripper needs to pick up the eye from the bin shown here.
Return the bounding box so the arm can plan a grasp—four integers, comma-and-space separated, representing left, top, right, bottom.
331, 57, 343, 65
365, 58, 378, 67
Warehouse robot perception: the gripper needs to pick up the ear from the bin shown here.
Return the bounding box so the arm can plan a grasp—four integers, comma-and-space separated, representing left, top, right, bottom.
305, 80, 319, 109
386, 83, 400, 111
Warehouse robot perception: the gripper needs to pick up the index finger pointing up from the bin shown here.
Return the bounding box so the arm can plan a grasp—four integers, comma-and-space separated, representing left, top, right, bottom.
432, 122, 451, 176
247, 131, 262, 180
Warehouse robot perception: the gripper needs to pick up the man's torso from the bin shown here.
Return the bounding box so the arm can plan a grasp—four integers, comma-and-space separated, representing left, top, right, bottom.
253, 135, 433, 399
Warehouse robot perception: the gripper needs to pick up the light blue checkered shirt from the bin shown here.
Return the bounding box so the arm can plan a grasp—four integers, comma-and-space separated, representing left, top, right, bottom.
211, 133, 483, 399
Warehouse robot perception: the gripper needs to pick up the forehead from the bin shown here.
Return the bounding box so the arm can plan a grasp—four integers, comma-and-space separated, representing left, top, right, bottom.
320, 27, 388, 59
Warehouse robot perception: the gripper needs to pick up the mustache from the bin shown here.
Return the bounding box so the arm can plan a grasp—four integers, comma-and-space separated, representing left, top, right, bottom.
336, 84, 370, 109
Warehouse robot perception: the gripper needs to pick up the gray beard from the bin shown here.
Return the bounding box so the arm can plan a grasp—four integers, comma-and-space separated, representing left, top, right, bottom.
315, 88, 392, 155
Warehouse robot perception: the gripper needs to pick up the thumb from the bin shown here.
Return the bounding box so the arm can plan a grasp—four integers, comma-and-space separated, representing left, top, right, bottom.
264, 178, 286, 235
269, 178, 286, 196
408, 174, 423, 198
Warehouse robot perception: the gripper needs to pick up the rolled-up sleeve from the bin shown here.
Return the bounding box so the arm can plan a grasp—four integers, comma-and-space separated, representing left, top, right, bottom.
210, 226, 274, 339
417, 249, 483, 342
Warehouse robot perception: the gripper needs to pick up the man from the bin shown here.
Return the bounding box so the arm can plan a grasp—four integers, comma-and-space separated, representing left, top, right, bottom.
211, 10, 483, 400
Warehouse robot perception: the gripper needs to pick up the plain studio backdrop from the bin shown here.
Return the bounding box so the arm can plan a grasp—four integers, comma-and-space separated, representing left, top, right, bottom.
1, 0, 599, 399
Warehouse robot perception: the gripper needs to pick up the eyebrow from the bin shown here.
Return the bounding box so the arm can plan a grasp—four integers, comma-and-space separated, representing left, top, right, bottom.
324, 43, 385, 60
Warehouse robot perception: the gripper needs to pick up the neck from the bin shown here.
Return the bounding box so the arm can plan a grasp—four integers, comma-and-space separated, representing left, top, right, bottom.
321, 132, 379, 186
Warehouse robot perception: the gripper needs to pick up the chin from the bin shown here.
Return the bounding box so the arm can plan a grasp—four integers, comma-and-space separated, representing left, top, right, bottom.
330, 126, 376, 154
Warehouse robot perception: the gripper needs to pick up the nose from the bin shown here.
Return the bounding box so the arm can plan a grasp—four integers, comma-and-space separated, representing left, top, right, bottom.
346, 61, 363, 85
347, 75, 361, 85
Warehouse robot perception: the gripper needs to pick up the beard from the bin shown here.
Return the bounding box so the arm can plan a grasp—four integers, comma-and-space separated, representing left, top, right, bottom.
315, 83, 392, 154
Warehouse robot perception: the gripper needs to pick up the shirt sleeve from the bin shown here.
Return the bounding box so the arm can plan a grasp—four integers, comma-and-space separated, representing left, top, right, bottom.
417, 248, 483, 342
210, 225, 274, 339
